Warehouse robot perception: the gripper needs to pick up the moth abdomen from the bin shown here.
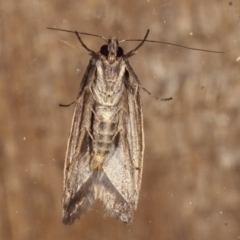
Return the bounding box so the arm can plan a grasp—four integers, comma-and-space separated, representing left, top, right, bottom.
92, 116, 119, 170
95, 141, 112, 154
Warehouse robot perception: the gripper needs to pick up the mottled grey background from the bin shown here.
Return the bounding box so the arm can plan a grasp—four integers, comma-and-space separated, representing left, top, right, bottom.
1, 0, 240, 239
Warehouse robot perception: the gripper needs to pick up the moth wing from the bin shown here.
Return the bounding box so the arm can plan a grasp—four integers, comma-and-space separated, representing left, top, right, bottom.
101, 61, 144, 222
62, 59, 97, 224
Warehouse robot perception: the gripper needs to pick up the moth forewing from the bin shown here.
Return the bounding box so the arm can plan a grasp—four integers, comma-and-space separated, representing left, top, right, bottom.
126, 61, 144, 198
61, 35, 145, 224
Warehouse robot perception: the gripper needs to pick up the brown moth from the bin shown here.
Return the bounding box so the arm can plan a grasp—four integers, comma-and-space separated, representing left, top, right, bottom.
57, 29, 149, 224
48, 27, 224, 224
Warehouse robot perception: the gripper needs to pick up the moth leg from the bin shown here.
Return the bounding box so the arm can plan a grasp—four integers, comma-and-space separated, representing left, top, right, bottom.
109, 106, 128, 121
88, 105, 106, 170
89, 106, 106, 170
85, 127, 94, 140
89, 106, 101, 122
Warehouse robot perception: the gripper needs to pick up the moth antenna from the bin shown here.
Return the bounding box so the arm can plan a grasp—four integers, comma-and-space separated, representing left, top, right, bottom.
124, 29, 150, 59
59, 101, 76, 107
47, 27, 108, 42
121, 38, 224, 54
141, 86, 172, 101
75, 32, 98, 56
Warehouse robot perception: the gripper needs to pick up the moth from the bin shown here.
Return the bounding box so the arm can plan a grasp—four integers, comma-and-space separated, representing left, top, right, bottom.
48, 27, 224, 224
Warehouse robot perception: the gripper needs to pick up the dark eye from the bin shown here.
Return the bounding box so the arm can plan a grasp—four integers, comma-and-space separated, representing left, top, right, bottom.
100, 45, 108, 56
117, 47, 123, 57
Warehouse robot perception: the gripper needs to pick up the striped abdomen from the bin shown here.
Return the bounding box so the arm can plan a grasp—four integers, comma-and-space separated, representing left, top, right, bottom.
91, 104, 119, 170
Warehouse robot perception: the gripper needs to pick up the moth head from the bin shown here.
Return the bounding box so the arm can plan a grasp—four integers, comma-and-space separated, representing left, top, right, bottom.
100, 37, 124, 64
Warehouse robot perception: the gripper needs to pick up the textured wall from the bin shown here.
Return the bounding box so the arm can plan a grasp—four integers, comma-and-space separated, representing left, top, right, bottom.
1, 0, 240, 239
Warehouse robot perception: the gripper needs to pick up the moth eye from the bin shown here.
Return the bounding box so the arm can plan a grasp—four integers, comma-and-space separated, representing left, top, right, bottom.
117, 47, 124, 57
100, 45, 108, 56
